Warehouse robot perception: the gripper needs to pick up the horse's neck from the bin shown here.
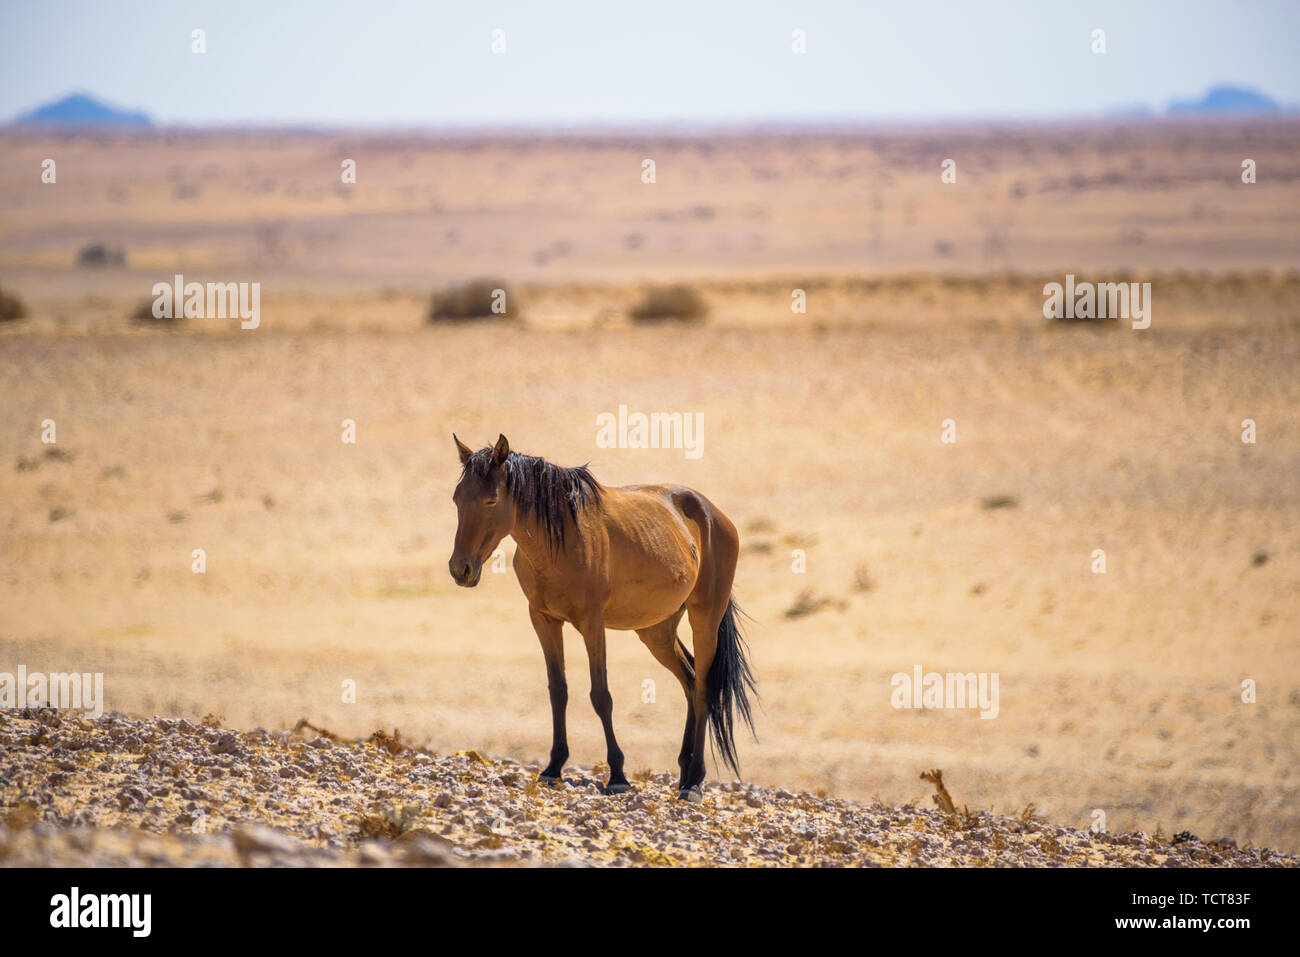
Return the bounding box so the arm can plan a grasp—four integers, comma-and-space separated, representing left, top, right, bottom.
509, 510, 557, 569
509, 506, 589, 570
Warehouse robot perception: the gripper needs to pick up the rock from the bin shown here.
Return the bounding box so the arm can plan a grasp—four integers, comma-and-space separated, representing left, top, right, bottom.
5, 710, 1297, 869
116, 786, 148, 809
475, 847, 520, 863
233, 825, 301, 857
359, 842, 391, 866
400, 835, 457, 865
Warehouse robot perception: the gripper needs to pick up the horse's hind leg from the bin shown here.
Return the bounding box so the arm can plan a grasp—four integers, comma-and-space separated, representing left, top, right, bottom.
635, 607, 695, 785
681, 599, 726, 800
681, 507, 740, 801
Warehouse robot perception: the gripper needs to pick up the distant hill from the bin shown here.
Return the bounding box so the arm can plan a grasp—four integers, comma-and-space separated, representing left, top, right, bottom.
1167, 85, 1280, 116
13, 92, 152, 128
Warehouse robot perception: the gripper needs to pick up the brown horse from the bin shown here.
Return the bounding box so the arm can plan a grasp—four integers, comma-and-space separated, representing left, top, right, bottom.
448, 434, 756, 802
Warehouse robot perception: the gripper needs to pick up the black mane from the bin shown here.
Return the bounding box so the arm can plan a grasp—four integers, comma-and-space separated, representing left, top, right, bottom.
462, 448, 602, 553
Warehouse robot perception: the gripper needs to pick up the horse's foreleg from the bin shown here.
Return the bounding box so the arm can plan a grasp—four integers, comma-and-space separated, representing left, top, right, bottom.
578, 612, 629, 794
530, 606, 568, 785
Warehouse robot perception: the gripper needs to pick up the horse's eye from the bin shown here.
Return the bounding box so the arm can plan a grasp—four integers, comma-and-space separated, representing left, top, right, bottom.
485, 498, 498, 507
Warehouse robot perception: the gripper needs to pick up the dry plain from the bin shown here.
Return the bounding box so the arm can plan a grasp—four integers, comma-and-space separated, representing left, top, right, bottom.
1, 119, 1298, 858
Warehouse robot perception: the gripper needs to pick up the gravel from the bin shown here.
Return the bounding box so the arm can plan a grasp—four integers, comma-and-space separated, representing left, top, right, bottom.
1, 708, 1294, 868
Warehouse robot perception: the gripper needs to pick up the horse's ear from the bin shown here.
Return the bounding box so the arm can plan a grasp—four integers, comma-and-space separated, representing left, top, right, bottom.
491, 433, 510, 467
453, 433, 473, 466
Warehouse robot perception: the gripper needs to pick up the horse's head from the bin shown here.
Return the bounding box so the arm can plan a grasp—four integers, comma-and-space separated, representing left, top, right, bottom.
449, 433, 515, 587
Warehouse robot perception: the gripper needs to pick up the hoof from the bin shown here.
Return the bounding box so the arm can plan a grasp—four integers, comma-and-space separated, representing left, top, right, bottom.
602, 782, 633, 796
537, 773, 562, 788
678, 785, 704, 803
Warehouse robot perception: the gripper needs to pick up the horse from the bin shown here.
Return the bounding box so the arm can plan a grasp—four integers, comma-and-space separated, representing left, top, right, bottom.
448, 433, 756, 802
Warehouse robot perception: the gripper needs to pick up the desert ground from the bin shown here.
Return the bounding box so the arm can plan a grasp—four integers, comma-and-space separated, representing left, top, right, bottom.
5, 710, 1293, 867
1, 119, 1298, 861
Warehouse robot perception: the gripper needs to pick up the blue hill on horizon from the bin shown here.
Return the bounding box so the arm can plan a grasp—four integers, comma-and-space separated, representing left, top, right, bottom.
13, 92, 152, 128
4, 85, 1290, 129
1167, 84, 1280, 115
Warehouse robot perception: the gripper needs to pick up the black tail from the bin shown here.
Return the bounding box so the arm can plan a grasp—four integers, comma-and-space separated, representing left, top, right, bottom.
706, 596, 758, 776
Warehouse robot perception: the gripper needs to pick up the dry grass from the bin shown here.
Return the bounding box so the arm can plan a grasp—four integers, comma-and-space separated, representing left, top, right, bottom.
428, 279, 518, 322
130, 297, 178, 324
367, 729, 408, 756
0, 286, 26, 322
3, 802, 40, 831
783, 589, 844, 619
980, 494, 1019, 510
354, 803, 420, 840
75, 242, 125, 268
922, 768, 957, 815
922, 769, 981, 829
629, 284, 708, 323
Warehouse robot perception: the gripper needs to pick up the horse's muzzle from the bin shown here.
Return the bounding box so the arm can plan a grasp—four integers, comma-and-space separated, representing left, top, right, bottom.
449, 556, 482, 587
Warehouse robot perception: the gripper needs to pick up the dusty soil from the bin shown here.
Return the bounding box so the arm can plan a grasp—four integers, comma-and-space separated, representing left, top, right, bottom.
3, 120, 1298, 297
2, 121, 1298, 858
3, 291, 1296, 854
2, 709, 1292, 868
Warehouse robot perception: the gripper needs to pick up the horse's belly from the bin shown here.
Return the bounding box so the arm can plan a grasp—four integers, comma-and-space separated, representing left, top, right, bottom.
598, 485, 703, 631
602, 567, 696, 631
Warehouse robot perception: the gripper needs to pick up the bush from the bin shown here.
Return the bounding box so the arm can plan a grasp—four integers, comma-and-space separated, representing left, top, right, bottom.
428, 279, 517, 322
0, 286, 27, 321
76, 243, 126, 268
130, 297, 179, 324
629, 284, 708, 323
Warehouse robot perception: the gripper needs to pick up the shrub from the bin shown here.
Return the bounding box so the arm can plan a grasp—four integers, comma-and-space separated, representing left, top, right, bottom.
76, 243, 126, 267
428, 279, 517, 322
0, 286, 27, 321
130, 297, 179, 324
629, 284, 708, 323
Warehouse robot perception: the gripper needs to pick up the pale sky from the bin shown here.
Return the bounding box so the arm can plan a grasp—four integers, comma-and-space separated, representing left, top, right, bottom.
2, 0, 1297, 127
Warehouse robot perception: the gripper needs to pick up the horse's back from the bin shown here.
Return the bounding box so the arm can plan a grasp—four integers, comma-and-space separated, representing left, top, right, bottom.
596, 484, 733, 629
